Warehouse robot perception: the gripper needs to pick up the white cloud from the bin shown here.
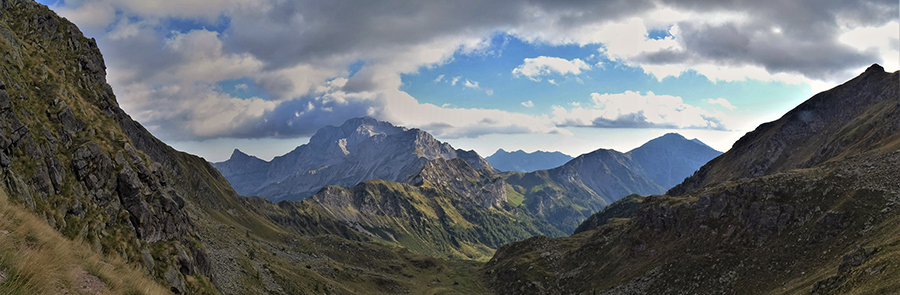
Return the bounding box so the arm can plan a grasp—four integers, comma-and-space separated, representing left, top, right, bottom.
512, 56, 591, 81
53, 0, 895, 144
706, 98, 737, 110
163, 30, 264, 83
235, 84, 249, 91
434, 74, 445, 82
53, 1, 117, 31
522, 101, 534, 107
551, 91, 729, 130
464, 79, 480, 89
839, 21, 900, 72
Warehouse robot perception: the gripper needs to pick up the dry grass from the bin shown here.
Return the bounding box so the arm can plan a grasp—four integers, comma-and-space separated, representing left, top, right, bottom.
0, 188, 170, 295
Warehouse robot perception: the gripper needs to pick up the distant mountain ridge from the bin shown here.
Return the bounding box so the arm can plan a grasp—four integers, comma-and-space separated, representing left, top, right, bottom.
486, 149, 573, 172
217, 121, 721, 236
502, 133, 721, 233
212, 116, 494, 201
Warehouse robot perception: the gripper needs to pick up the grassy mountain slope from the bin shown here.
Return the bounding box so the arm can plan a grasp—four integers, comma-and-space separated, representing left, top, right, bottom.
482, 66, 900, 294
0, 186, 170, 294
264, 158, 563, 261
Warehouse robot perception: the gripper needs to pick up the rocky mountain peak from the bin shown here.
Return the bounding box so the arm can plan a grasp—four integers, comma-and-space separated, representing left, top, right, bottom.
864, 63, 884, 74
228, 148, 256, 161
214, 116, 493, 201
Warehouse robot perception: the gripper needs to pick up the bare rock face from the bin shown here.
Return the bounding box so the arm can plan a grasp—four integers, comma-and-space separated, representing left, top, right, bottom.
213, 116, 496, 201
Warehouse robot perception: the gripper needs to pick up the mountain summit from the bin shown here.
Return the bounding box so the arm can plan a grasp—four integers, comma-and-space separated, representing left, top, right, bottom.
213, 116, 493, 201
628, 133, 723, 190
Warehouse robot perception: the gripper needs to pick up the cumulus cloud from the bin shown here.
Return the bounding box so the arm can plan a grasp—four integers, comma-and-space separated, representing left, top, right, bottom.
522, 101, 534, 107
512, 56, 591, 81
49, 0, 898, 143
552, 91, 729, 130
706, 98, 737, 110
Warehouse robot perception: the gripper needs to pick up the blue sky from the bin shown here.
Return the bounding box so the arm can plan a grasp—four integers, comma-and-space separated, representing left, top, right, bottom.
38, 0, 899, 161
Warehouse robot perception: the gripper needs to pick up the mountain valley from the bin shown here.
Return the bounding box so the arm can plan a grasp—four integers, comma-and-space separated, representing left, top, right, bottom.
0, 1, 895, 294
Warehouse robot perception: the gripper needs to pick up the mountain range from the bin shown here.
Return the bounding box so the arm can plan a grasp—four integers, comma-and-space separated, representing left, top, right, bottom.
485, 149, 573, 172
216, 119, 720, 260
4, 1, 894, 294
216, 118, 721, 236
482, 64, 900, 294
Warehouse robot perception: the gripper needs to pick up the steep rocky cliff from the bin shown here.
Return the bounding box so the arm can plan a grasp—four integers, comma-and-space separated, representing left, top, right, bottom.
482, 65, 900, 295
213, 116, 496, 201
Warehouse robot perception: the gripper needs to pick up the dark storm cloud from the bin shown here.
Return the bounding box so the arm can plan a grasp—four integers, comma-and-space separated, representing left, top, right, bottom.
636, 0, 898, 81
226, 0, 655, 70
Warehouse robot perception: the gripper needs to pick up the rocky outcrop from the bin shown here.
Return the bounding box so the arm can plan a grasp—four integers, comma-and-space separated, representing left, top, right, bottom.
213, 116, 496, 201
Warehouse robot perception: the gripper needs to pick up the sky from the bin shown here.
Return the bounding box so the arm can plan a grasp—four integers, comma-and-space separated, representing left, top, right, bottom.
37, 0, 899, 162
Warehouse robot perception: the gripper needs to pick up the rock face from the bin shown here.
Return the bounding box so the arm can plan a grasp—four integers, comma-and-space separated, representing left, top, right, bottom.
486, 149, 573, 172
0, 1, 211, 291
482, 65, 900, 295
213, 117, 495, 201
503, 134, 720, 234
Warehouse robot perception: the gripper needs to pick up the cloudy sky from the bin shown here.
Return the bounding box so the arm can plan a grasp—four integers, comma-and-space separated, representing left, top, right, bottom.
39, 0, 899, 161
